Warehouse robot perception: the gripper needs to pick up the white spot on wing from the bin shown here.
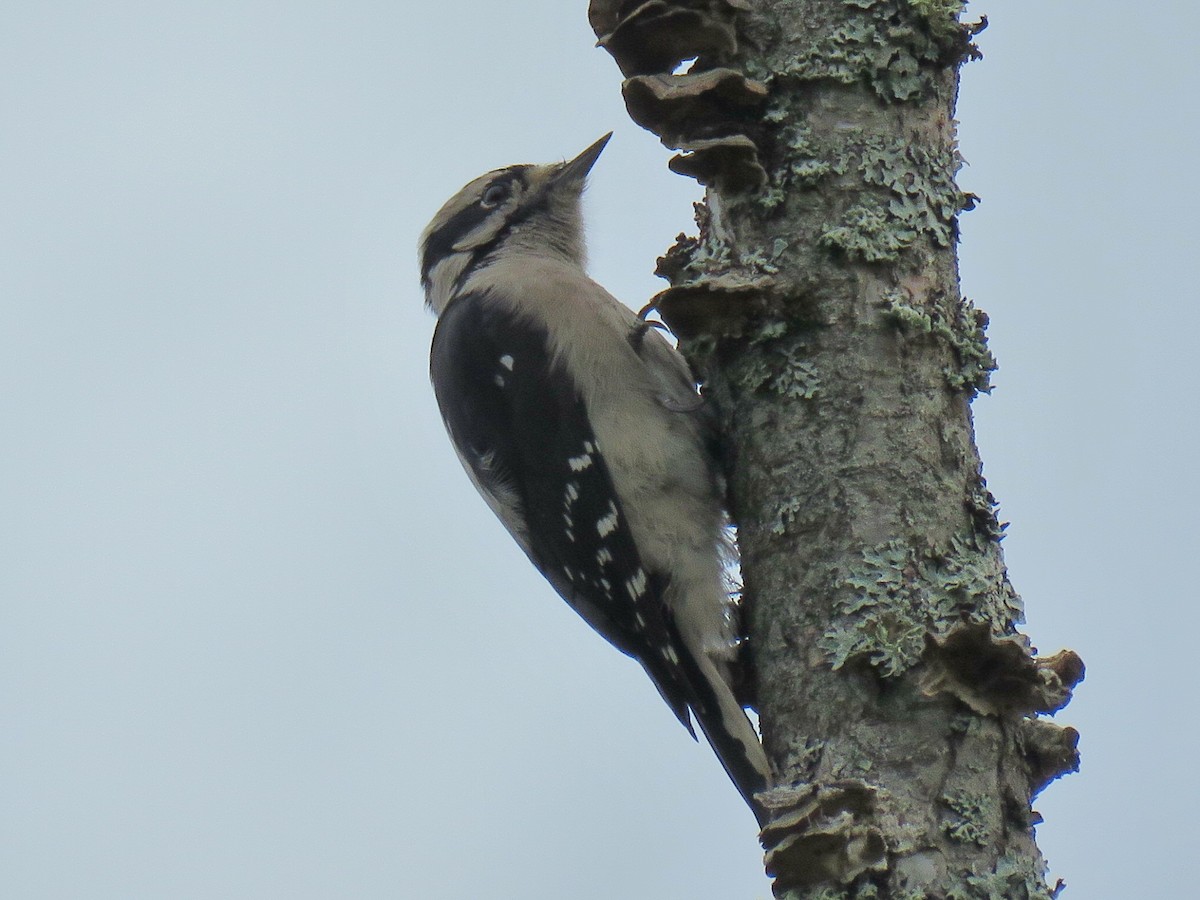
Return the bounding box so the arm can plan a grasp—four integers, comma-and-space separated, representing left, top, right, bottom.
569, 441, 600, 472
596, 500, 619, 537
563, 482, 579, 541
626, 568, 647, 601
499, 354, 514, 371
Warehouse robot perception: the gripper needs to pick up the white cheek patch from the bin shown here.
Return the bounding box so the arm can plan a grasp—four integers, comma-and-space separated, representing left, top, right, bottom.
426, 255, 470, 316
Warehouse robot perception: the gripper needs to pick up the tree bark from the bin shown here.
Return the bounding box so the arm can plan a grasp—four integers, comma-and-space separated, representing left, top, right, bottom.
590, 1, 1083, 897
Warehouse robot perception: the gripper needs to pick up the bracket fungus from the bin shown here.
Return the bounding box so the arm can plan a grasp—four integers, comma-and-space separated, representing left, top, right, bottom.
669, 134, 767, 191
589, 0, 747, 77
622, 68, 768, 147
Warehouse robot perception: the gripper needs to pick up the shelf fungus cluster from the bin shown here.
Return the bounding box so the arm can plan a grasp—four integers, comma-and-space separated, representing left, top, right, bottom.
759, 781, 888, 893
589, 1, 794, 339
589, 0, 769, 193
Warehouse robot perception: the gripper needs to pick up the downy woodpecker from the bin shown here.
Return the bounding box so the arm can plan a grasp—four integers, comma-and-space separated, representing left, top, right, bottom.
419, 134, 770, 822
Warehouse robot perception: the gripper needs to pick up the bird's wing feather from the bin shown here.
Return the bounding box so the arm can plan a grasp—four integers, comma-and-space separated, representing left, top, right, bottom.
430, 291, 700, 732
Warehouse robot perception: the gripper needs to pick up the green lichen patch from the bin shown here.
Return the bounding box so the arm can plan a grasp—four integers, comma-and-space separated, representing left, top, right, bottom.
966, 476, 1006, 542
831, 745, 876, 778
931, 536, 1025, 627
821, 537, 1025, 678
947, 298, 997, 393
819, 138, 970, 263
781, 887, 888, 900
771, 496, 807, 536
732, 351, 773, 393
742, 236, 791, 274
862, 139, 965, 247
907, 0, 968, 44
768, 0, 978, 103
753, 319, 790, 343
774, 356, 822, 400
784, 123, 835, 186
940, 789, 993, 846
656, 201, 788, 312
946, 855, 1059, 900
757, 121, 848, 212
880, 291, 997, 394
758, 127, 971, 262
757, 183, 789, 211
658, 225, 731, 285
729, 323, 822, 402
821, 200, 918, 262
880, 288, 935, 330
822, 541, 937, 676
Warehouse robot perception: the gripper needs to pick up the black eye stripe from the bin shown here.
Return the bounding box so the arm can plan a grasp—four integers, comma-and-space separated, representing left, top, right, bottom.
419, 166, 533, 285
420, 201, 493, 284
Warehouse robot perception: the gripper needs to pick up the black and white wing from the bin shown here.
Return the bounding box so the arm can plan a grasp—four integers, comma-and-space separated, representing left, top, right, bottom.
429, 291, 698, 731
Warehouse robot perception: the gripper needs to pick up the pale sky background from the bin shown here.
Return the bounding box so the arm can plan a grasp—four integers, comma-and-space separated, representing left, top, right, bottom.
2, 2, 1197, 898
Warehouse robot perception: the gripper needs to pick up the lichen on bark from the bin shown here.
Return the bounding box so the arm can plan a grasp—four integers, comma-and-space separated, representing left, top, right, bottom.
589, 0, 1080, 897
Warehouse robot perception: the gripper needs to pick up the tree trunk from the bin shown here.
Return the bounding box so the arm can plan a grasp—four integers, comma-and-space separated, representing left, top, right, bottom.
589, 1, 1083, 896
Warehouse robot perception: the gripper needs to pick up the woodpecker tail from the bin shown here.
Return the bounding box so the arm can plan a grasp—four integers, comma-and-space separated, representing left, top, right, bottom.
683, 650, 771, 826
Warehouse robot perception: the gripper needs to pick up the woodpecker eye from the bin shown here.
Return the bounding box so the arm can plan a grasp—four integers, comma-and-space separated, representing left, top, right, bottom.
481, 182, 510, 208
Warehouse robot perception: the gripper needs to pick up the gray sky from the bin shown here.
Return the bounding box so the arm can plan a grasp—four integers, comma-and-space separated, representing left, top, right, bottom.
2, 2, 1196, 898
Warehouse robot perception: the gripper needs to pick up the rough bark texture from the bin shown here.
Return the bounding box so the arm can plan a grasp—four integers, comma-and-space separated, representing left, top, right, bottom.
590, 1, 1083, 897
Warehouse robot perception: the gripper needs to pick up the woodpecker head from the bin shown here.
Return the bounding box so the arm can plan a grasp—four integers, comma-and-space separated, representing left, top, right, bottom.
418, 133, 612, 314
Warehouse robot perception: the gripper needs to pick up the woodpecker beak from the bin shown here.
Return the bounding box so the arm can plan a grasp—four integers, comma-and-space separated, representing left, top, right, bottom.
554, 132, 613, 185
